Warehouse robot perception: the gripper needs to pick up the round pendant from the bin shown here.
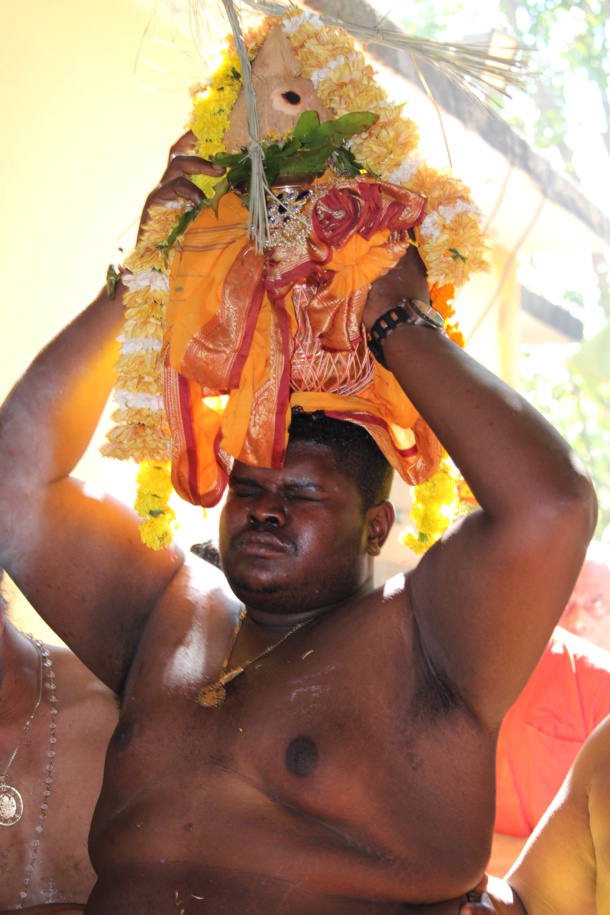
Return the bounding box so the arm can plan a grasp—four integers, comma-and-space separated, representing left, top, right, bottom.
0, 783, 24, 826
197, 683, 227, 708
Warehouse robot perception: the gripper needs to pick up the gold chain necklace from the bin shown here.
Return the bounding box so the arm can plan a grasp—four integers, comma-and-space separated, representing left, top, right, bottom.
0, 637, 57, 909
197, 610, 311, 708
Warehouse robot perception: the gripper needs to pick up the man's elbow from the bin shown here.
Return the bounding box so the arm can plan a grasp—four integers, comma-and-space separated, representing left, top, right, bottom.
542, 454, 598, 547
565, 454, 597, 532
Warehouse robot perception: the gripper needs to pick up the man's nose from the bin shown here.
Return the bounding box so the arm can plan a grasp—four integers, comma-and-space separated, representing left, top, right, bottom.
248, 493, 286, 526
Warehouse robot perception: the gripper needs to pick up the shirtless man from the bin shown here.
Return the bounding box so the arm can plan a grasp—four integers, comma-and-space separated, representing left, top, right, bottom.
0, 586, 117, 913
0, 150, 597, 913
461, 714, 610, 915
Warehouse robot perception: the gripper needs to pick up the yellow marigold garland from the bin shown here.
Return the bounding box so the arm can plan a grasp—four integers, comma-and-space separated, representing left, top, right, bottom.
190, 50, 243, 198
100, 202, 188, 548
135, 461, 177, 550
400, 455, 459, 555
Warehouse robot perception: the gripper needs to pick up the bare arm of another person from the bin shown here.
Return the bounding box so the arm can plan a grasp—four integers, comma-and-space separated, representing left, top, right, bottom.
488, 834, 528, 878
363, 246, 597, 727
0, 137, 224, 691
499, 715, 604, 915
461, 716, 607, 915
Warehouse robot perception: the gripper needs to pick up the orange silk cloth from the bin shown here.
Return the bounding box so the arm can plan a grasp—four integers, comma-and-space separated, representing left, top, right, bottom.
164, 175, 442, 507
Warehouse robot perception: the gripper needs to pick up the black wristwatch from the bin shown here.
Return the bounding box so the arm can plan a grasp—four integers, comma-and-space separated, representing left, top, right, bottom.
367, 298, 445, 368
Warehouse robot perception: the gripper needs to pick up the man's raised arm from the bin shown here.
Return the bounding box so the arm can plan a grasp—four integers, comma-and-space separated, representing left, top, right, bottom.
364, 246, 597, 727
0, 141, 223, 691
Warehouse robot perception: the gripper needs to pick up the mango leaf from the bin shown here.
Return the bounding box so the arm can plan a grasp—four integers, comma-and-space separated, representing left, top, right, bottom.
159, 201, 207, 261
209, 175, 231, 214
292, 110, 324, 141
298, 111, 377, 146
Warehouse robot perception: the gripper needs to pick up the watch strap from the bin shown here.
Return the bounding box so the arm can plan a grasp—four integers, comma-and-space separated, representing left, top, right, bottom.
367, 298, 445, 368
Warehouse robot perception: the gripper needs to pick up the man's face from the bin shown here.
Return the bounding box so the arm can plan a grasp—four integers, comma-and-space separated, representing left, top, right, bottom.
219, 441, 372, 615
561, 558, 610, 649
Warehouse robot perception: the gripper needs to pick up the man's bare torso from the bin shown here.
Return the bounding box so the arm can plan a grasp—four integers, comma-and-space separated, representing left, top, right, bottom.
87, 561, 496, 914
0, 642, 117, 910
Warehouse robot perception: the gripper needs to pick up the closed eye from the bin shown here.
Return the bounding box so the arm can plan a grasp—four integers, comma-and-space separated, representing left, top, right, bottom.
228, 480, 263, 498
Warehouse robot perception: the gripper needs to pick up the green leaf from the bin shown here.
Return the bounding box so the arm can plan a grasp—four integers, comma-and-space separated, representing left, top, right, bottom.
448, 248, 467, 263
302, 111, 378, 147
209, 175, 230, 214
160, 201, 208, 260
292, 110, 323, 141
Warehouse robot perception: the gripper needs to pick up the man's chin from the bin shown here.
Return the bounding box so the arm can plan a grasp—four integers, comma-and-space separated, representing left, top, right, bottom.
224, 571, 284, 605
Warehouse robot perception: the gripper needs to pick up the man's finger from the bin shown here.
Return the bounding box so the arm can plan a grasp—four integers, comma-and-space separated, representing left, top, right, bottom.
161, 154, 224, 184
146, 176, 205, 210
169, 130, 198, 160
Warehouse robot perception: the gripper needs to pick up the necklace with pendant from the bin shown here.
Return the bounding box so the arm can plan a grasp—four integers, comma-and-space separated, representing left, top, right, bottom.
197, 610, 312, 708
0, 636, 57, 909
0, 639, 44, 826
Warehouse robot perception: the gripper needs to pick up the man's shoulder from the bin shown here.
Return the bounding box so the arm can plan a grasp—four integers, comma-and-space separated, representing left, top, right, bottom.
370, 571, 410, 604
151, 552, 243, 628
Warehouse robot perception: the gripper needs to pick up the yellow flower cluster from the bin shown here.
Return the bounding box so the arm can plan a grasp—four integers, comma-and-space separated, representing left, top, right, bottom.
400, 455, 459, 555
135, 461, 177, 550
191, 50, 243, 198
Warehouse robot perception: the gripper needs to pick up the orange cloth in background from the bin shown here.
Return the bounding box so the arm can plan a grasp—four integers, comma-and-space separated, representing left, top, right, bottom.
495, 626, 610, 836
164, 177, 441, 509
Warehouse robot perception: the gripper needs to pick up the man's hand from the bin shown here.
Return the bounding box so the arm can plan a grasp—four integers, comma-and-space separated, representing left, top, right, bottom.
459, 876, 498, 914
362, 241, 430, 332
460, 875, 528, 915
136, 130, 224, 241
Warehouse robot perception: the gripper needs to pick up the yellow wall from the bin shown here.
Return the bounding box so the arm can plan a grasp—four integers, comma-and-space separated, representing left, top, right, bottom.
1, 0, 190, 403
1, 0, 218, 637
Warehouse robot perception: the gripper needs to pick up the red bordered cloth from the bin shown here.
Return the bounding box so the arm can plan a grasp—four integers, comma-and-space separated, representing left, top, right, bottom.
163, 173, 442, 507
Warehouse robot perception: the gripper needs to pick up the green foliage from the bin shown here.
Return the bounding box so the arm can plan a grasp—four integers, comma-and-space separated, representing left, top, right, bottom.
158, 110, 377, 257
520, 347, 610, 538
395, 0, 610, 175
213, 109, 377, 195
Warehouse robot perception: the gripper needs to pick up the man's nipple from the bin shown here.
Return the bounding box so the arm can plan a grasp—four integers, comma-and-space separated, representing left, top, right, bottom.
285, 735, 319, 777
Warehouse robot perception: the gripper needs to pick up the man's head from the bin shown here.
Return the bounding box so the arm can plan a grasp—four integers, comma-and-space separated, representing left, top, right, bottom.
218, 412, 395, 616
560, 540, 610, 649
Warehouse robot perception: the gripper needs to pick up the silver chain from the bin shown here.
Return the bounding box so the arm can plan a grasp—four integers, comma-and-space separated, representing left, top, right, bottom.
1, 641, 43, 781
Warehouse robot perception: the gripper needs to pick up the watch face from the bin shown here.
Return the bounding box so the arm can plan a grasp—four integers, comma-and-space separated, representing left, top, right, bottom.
408, 299, 445, 329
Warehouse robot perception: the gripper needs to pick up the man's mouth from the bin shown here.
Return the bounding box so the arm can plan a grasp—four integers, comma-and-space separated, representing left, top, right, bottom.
232, 531, 294, 557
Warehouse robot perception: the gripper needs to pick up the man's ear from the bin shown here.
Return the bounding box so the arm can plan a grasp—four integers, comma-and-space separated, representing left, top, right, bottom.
365, 501, 395, 557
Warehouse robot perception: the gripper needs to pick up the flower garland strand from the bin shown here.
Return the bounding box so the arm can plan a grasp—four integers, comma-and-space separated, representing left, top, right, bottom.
400, 454, 461, 555
135, 460, 177, 551
100, 202, 188, 549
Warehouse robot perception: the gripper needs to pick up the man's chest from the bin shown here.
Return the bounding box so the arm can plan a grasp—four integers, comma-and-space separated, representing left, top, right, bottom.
92, 610, 495, 901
